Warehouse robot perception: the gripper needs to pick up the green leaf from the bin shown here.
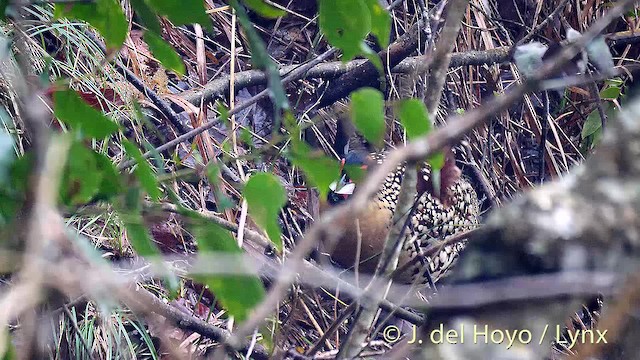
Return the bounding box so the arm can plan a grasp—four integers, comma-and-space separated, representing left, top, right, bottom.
586, 102, 617, 148
0, 130, 16, 219
8, 153, 32, 194
425, 152, 445, 197
0, 193, 16, 227
124, 218, 160, 256
130, 0, 162, 34
217, 102, 230, 127
205, 163, 235, 212
231, 2, 268, 70
54, 0, 128, 50
242, 0, 285, 18
0, 326, 17, 360
193, 221, 265, 322
232, 1, 289, 113
360, 42, 383, 73
283, 111, 298, 132
240, 128, 254, 148
605, 77, 623, 87
363, 0, 390, 48
53, 89, 119, 139
123, 140, 162, 200
343, 164, 366, 184
0, 0, 9, 21
259, 324, 275, 354
61, 142, 103, 205
319, 0, 371, 61
591, 126, 603, 146
120, 190, 161, 257
350, 88, 385, 147
205, 163, 222, 185
243, 173, 286, 250
581, 109, 603, 139
146, 0, 210, 29
144, 31, 185, 76
93, 151, 123, 201
605, 102, 617, 119
428, 151, 445, 171
600, 86, 620, 100
289, 139, 341, 200
396, 99, 432, 140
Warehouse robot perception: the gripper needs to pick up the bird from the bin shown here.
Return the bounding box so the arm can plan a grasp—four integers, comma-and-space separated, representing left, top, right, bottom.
320, 147, 480, 286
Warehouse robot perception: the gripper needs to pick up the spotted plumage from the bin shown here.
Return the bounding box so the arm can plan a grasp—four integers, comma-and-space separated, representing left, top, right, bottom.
324, 150, 480, 285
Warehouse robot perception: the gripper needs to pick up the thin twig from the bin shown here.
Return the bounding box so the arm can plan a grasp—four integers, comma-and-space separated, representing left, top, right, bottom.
117, 48, 338, 170
588, 73, 608, 130
305, 302, 357, 356
539, 90, 549, 183
84, 31, 190, 135
516, 0, 572, 46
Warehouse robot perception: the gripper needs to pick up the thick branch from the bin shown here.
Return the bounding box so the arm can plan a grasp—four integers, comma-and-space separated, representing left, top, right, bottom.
179, 47, 511, 106
177, 30, 640, 108
85, 31, 190, 135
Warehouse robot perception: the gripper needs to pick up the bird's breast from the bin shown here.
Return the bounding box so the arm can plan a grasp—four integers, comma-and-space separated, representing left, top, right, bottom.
327, 201, 394, 274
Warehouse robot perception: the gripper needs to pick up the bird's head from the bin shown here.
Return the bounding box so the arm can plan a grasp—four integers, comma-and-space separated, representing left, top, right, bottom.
327, 151, 370, 205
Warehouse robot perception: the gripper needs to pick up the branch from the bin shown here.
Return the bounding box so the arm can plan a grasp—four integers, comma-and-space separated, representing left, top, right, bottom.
516, 0, 572, 46
47, 255, 271, 360
121, 28, 640, 171
313, 21, 422, 109
342, 0, 634, 222
152, 201, 273, 249
424, 272, 617, 310
1, 17, 70, 357
179, 47, 511, 106
423, 0, 468, 116
84, 31, 190, 135
121, 285, 271, 360
177, 30, 640, 108
117, 48, 338, 170
146, 200, 425, 325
